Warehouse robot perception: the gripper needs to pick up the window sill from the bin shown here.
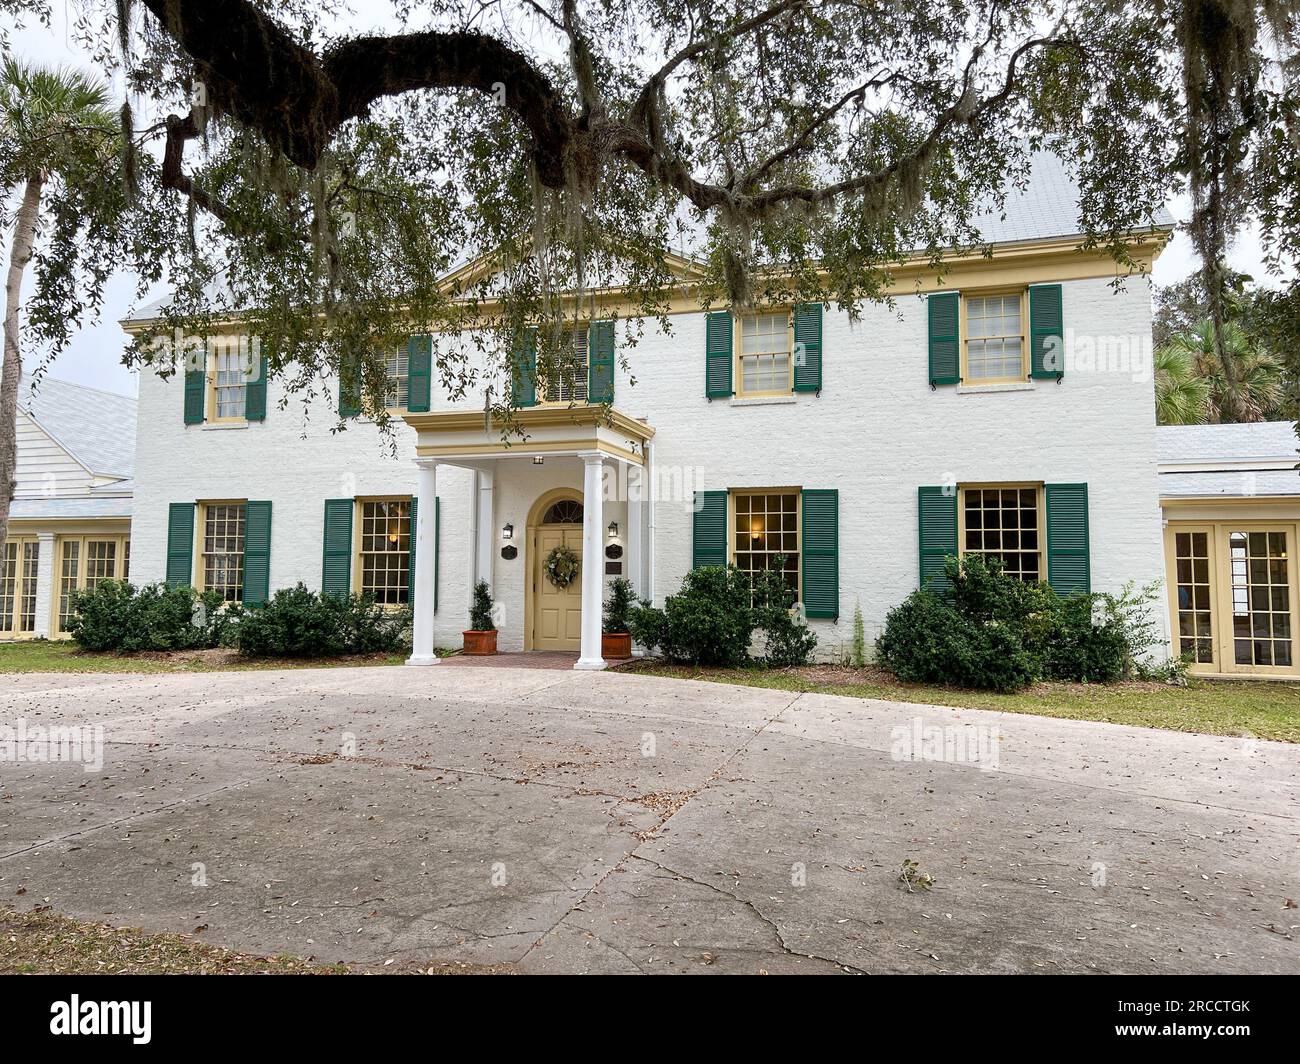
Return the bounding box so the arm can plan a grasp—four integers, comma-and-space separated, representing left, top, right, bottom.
955, 381, 1035, 395
729, 395, 797, 407
201, 420, 249, 430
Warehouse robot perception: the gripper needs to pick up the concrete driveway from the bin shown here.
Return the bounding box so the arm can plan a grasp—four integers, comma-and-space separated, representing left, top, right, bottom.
1, 665, 1296, 974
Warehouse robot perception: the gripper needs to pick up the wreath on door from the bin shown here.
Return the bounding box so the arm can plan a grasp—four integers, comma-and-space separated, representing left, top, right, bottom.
544, 545, 580, 589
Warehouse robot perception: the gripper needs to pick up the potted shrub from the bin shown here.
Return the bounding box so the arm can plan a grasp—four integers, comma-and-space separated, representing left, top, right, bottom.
463, 579, 497, 655
602, 577, 635, 659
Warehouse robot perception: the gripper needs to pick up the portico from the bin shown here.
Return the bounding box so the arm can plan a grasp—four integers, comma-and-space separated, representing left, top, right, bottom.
402, 406, 655, 669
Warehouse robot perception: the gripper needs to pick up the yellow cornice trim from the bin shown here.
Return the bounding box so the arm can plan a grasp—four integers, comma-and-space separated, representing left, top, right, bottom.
403, 404, 655, 441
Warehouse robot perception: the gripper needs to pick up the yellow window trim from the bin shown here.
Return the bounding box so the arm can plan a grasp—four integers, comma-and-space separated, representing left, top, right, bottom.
351, 496, 414, 606
733, 309, 795, 398
194, 499, 248, 596
1164, 519, 1300, 677
51, 533, 131, 637
205, 350, 249, 424
726, 486, 803, 598
959, 286, 1029, 386
956, 482, 1046, 579
0, 535, 41, 640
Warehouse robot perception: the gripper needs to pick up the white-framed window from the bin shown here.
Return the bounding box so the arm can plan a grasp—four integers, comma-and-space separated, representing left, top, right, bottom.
211, 347, 248, 420
964, 293, 1025, 383
202, 503, 246, 602
541, 327, 588, 404
357, 499, 411, 605
383, 348, 410, 411
961, 485, 1042, 581
738, 313, 792, 395
732, 490, 800, 600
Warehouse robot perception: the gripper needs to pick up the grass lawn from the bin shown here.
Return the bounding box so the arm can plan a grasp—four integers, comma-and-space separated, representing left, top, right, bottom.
616, 660, 1300, 743
0, 907, 510, 975
0, 640, 414, 674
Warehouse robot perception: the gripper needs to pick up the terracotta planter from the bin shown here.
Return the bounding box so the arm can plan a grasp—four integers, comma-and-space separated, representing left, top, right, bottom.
602, 631, 632, 659
462, 630, 498, 655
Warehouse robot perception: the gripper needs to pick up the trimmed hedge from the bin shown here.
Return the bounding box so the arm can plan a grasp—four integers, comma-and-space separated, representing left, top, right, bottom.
236, 584, 410, 657
876, 555, 1127, 692
68, 580, 240, 652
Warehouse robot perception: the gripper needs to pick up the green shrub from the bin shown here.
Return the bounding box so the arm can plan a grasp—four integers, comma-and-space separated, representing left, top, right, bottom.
236, 584, 409, 658
603, 577, 635, 634
753, 560, 817, 667
877, 555, 1134, 692
68, 580, 238, 652
628, 565, 754, 666
469, 580, 495, 631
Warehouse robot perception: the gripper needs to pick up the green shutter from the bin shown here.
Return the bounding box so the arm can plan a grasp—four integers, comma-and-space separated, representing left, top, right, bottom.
1030, 284, 1064, 379
1045, 483, 1090, 594
801, 489, 838, 619
183, 365, 205, 424
407, 497, 440, 611
407, 335, 432, 412
793, 303, 823, 393
927, 293, 960, 386
338, 353, 361, 418
322, 498, 353, 598
166, 503, 195, 587
705, 311, 733, 398
511, 329, 537, 407
588, 320, 615, 403
918, 486, 958, 592
692, 491, 728, 567
242, 501, 272, 605
244, 350, 268, 421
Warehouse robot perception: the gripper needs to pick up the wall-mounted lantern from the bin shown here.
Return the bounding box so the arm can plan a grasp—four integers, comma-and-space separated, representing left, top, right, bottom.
502, 523, 514, 540
607, 521, 619, 538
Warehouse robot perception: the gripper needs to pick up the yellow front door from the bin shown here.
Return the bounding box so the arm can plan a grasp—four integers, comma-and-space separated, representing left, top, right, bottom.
533, 525, 583, 650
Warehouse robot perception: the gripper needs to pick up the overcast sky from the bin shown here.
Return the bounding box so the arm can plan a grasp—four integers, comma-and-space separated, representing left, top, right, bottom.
3, 10, 1284, 399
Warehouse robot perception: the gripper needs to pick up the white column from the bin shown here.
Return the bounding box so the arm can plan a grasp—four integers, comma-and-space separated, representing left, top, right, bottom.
575, 452, 606, 670
33, 531, 55, 639
627, 462, 644, 598
406, 458, 440, 666
476, 465, 495, 594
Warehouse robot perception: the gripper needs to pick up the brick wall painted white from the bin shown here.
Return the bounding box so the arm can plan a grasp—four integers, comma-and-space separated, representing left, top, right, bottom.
130, 274, 1166, 658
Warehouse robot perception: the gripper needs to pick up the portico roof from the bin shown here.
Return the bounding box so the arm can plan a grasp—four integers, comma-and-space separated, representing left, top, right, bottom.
403, 406, 655, 466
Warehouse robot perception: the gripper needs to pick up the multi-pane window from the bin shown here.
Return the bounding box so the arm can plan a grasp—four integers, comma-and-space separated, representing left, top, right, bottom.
542, 328, 588, 403
202, 504, 246, 602
383, 348, 410, 410
962, 486, 1041, 581
965, 294, 1024, 382
0, 539, 40, 637
358, 500, 411, 605
57, 536, 129, 633
1173, 531, 1214, 664
213, 347, 248, 419
733, 491, 800, 600
1229, 530, 1292, 667
739, 313, 791, 395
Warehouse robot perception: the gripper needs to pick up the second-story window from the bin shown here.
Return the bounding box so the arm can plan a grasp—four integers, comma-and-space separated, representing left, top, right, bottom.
964, 293, 1025, 383
738, 313, 792, 396
383, 348, 410, 410
543, 327, 588, 403
212, 347, 247, 419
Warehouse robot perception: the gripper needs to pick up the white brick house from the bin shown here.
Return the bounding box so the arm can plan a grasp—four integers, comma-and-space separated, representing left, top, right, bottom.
122, 155, 1176, 668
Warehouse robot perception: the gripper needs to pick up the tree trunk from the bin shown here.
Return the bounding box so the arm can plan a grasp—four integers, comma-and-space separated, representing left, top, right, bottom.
0, 174, 45, 552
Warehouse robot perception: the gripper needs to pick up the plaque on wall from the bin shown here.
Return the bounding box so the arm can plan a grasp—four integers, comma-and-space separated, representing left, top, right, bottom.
605, 561, 622, 575
501, 545, 518, 560
605, 543, 623, 560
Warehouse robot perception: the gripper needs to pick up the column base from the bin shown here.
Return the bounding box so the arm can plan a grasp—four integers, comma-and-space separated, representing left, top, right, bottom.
405, 653, 441, 667
573, 657, 607, 671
